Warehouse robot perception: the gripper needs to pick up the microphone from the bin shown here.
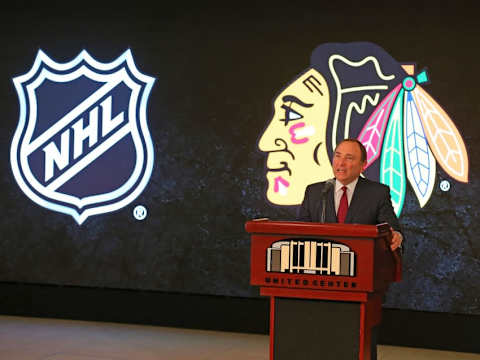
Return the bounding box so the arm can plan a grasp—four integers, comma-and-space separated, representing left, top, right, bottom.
321, 178, 335, 197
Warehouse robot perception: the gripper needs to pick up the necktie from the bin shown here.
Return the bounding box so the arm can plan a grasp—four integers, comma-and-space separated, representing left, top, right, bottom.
337, 186, 348, 223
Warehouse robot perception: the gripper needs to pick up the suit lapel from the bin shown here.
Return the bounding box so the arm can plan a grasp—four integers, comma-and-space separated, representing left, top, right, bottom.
345, 177, 365, 224
327, 190, 337, 222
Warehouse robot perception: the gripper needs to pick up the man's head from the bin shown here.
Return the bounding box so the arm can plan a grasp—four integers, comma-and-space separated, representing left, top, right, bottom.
332, 139, 367, 185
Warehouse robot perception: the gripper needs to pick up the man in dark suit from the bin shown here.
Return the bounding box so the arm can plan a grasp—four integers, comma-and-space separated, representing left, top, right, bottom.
297, 138, 403, 251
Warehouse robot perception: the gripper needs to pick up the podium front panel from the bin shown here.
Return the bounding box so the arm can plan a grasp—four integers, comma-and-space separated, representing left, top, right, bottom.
251, 234, 378, 293
274, 298, 360, 360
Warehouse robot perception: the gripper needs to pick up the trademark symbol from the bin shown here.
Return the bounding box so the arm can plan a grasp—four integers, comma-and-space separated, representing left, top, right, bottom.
439, 180, 450, 192
133, 205, 147, 220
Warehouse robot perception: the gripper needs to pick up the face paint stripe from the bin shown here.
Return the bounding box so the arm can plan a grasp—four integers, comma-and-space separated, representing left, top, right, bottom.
289, 122, 309, 144
273, 176, 290, 193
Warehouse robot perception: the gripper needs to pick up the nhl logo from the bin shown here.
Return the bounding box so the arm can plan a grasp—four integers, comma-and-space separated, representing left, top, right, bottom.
10, 50, 155, 224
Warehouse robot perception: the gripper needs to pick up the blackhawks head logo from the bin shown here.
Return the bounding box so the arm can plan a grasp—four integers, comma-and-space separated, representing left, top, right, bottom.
258, 42, 469, 216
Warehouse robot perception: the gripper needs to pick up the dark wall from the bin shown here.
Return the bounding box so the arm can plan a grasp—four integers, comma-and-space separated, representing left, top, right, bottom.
0, 0, 479, 319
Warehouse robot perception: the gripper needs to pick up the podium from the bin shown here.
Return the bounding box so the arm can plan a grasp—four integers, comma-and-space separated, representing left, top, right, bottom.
245, 220, 402, 360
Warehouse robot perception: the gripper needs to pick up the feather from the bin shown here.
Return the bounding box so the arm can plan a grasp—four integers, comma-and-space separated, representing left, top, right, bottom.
411, 86, 469, 182
358, 84, 402, 169
403, 91, 436, 207
380, 89, 406, 216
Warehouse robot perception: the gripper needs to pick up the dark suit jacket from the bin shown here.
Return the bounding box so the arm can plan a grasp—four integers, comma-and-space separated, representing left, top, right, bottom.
297, 177, 401, 233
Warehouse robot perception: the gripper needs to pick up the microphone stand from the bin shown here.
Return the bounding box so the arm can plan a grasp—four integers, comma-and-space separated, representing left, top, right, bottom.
321, 197, 327, 223
320, 178, 335, 223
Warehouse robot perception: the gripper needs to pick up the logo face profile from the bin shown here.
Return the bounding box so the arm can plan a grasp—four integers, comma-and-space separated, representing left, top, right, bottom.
258, 42, 469, 216
10, 49, 155, 224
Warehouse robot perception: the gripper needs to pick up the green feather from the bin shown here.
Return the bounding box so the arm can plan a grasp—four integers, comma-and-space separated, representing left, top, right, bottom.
380, 89, 406, 217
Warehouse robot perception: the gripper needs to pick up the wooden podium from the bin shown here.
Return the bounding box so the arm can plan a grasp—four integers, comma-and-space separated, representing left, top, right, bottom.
245, 220, 402, 360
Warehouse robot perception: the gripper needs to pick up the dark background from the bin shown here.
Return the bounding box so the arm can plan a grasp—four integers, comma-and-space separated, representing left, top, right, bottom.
0, 0, 479, 350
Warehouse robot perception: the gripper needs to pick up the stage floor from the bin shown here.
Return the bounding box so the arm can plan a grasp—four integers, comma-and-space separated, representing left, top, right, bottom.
0, 315, 479, 360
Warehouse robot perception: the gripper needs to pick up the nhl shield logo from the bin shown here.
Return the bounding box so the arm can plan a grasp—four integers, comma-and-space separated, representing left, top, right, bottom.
10, 50, 155, 224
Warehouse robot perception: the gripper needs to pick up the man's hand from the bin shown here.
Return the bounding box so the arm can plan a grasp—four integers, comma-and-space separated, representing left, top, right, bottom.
390, 229, 403, 251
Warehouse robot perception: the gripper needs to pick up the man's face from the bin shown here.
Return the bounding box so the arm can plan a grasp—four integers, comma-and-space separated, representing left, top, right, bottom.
258, 68, 333, 205
332, 141, 367, 185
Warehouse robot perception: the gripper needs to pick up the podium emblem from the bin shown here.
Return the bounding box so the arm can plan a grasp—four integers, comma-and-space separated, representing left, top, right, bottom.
10, 50, 155, 224
267, 239, 355, 277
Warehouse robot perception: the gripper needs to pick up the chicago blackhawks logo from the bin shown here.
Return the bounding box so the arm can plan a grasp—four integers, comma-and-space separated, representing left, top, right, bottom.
259, 42, 469, 216
10, 50, 155, 224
